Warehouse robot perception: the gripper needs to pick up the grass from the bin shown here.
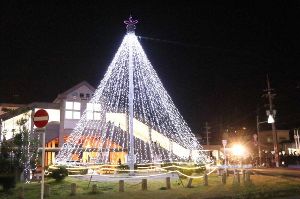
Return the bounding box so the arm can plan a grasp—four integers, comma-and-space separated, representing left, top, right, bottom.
1, 173, 300, 199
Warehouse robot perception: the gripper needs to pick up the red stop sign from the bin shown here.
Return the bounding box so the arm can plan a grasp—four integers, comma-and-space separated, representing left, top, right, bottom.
33, 109, 49, 128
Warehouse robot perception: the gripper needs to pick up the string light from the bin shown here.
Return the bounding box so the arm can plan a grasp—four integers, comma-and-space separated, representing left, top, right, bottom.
56, 17, 209, 165
49, 163, 217, 179
13, 112, 40, 183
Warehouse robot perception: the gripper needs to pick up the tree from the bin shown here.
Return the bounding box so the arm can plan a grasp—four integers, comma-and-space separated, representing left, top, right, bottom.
0, 114, 40, 182
14, 116, 39, 182
0, 131, 16, 191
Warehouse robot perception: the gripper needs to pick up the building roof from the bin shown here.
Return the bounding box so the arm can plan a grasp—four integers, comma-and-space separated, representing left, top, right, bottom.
1, 81, 94, 121
0, 103, 25, 116
0, 102, 60, 121
53, 81, 95, 103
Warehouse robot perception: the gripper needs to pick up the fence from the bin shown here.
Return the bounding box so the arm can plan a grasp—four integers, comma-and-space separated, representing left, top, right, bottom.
25, 169, 254, 198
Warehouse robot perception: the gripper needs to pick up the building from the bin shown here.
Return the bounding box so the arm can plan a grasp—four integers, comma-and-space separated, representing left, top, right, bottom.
1, 80, 209, 166
258, 130, 291, 153
0, 81, 95, 165
0, 103, 25, 116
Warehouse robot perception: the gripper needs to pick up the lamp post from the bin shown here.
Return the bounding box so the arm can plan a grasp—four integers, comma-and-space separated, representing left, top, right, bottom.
294, 129, 300, 152
266, 110, 279, 167
222, 139, 227, 173
257, 113, 279, 167
0, 119, 2, 154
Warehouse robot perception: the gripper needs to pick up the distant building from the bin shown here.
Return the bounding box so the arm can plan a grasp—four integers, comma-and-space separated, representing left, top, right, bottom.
258, 130, 291, 153
0, 81, 95, 165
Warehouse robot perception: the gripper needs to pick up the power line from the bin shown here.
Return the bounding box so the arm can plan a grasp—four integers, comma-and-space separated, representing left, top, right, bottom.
138, 35, 271, 64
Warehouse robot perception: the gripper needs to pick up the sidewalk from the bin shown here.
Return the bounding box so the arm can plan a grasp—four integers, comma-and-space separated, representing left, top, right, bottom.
252, 167, 300, 178
287, 165, 300, 169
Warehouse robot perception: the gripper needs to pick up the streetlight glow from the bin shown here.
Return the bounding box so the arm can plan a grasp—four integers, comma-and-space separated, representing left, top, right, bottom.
267, 114, 275, 124
231, 144, 246, 156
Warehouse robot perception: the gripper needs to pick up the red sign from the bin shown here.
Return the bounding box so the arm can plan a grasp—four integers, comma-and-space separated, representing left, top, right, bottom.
33, 109, 49, 128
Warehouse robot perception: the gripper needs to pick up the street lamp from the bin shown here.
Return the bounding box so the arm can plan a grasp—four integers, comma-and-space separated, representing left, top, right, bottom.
0, 119, 2, 154
266, 110, 276, 124
222, 139, 227, 173
266, 109, 279, 167
257, 110, 279, 167
232, 143, 247, 168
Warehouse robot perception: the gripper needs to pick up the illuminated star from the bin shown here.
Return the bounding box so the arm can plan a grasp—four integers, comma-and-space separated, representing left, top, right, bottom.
124, 15, 138, 26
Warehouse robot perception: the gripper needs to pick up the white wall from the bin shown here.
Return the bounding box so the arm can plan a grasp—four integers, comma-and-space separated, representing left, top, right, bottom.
1, 111, 32, 140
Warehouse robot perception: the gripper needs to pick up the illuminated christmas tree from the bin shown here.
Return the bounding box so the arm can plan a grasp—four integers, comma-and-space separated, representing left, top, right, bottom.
56, 17, 208, 169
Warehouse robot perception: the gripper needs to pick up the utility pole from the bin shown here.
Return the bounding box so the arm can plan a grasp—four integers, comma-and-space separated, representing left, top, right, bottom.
0, 119, 2, 154
256, 113, 262, 166
204, 122, 211, 145
263, 75, 279, 167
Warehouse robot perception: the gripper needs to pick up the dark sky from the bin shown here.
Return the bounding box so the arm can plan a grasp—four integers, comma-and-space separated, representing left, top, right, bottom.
1, 1, 300, 140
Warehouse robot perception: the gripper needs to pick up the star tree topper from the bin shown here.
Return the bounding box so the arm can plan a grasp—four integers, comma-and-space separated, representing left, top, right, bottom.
124, 16, 138, 32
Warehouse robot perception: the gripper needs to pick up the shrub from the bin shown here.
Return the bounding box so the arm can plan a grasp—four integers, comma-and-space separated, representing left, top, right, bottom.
50, 166, 68, 181
0, 174, 16, 192
0, 158, 12, 174
117, 164, 129, 173
0, 158, 16, 191
116, 164, 138, 173
79, 169, 88, 175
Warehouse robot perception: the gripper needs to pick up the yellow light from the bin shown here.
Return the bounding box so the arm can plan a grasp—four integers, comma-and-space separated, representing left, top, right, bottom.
231, 144, 246, 156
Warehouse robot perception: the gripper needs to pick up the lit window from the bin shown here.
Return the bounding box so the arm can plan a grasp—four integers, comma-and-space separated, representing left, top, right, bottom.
65, 101, 81, 119
94, 112, 101, 120
73, 111, 80, 119
94, 104, 101, 110
86, 103, 101, 120
87, 112, 93, 120
87, 103, 93, 111
73, 102, 81, 110
66, 101, 73, 109
65, 111, 73, 119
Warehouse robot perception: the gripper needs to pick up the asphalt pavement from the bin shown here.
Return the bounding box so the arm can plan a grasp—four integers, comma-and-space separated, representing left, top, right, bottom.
251, 167, 300, 178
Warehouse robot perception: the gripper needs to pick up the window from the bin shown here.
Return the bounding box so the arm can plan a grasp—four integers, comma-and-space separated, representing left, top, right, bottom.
80, 93, 84, 98
65, 101, 81, 119
86, 93, 90, 99
87, 103, 101, 120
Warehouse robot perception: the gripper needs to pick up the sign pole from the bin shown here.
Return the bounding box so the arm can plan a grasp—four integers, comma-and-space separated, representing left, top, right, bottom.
41, 128, 45, 199
224, 145, 226, 173
222, 140, 227, 174
33, 109, 49, 199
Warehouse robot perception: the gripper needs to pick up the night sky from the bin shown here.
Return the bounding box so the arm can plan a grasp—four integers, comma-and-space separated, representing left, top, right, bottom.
1, 1, 300, 141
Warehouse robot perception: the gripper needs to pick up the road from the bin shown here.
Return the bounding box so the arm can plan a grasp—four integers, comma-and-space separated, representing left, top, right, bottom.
251, 167, 300, 178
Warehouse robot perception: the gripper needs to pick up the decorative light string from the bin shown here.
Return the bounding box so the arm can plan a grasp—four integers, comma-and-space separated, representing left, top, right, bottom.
56, 18, 209, 165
